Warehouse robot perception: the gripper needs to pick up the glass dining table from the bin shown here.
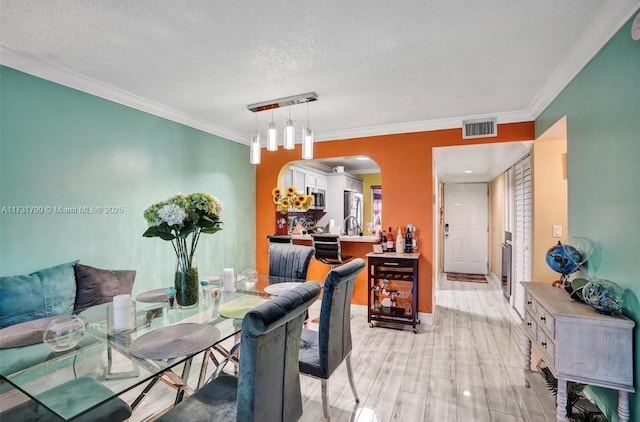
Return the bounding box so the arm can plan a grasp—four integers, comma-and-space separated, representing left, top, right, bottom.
0, 275, 311, 421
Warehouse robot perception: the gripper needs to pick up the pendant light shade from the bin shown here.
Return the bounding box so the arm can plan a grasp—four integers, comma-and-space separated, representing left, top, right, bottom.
267, 121, 277, 151
284, 118, 295, 150
302, 127, 313, 160
250, 134, 261, 165
246, 92, 318, 163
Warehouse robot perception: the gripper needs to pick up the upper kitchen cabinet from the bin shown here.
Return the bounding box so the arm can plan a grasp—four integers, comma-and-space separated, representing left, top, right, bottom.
284, 165, 307, 193
305, 169, 328, 191
284, 165, 328, 193
329, 172, 363, 193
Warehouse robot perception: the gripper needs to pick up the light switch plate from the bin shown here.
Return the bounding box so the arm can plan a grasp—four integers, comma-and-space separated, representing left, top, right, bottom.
553, 225, 562, 238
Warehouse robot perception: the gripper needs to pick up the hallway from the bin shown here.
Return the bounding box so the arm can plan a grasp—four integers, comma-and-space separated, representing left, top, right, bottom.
298, 273, 556, 421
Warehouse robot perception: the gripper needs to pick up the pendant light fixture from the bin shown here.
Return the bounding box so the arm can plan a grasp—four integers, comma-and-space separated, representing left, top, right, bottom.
267, 110, 278, 151
249, 114, 261, 165
284, 107, 295, 150
302, 102, 314, 160
246, 92, 318, 164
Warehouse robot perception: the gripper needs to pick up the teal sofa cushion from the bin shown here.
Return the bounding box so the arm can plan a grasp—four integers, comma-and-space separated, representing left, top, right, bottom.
0, 261, 78, 329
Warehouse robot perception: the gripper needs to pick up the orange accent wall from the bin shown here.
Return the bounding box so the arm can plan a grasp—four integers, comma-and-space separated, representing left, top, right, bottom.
256, 122, 535, 314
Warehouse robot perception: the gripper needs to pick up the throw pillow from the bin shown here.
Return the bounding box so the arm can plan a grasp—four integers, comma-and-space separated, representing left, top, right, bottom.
73, 263, 136, 312
0, 260, 78, 329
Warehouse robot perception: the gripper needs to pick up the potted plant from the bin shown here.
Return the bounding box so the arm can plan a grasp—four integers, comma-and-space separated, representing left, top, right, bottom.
143, 193, 223, 307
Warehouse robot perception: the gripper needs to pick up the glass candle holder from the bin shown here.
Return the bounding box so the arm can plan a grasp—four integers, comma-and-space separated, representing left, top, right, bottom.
107, 300, 137, 334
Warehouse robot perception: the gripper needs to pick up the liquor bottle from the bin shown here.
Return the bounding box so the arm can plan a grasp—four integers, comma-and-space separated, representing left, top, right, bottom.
381, 230, 388, 252
386, 227, 394, 250
395, 226, 403, 253
405, 226, 413, 253
412, 226, 418, 253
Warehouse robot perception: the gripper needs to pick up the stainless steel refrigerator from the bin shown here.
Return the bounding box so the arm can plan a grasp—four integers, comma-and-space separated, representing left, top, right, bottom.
343, 192, 364, 235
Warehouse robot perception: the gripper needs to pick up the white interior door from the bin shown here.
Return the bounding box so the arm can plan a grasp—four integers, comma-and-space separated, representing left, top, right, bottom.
444, 183, 488, 274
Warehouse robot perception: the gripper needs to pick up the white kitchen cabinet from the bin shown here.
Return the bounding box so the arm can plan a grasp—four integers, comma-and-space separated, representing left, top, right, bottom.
324, 172, 364, 229
285, 166, 307, 193
521, 282, 634, 422
305, 169, 328, 191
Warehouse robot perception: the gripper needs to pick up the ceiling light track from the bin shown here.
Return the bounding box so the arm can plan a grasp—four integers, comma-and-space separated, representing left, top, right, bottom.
247, 92, 318, 113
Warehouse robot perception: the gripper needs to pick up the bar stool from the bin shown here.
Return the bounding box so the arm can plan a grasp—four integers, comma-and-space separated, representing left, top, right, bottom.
267, 235, 292, 244
310, 234, 352, 268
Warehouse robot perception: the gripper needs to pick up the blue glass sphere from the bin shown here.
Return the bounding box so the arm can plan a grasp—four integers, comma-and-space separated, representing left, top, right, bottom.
583, 278, 624, 315
545, 241, 582, 275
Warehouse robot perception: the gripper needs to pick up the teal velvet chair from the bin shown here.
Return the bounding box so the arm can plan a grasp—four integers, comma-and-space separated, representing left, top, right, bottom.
158, 281, 321, 422
298, 258, 366, 420
268, 243, 315, 280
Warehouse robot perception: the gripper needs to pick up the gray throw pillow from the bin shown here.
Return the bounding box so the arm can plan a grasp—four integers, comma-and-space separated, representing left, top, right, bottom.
73, 264, 136, 312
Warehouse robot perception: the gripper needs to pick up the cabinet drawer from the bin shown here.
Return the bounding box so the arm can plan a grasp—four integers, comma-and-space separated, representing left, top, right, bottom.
537, 308, 555, 339
524, 311, 537, 339
538, 332, 555, 366
369, 257, 414, 268
525, 293, 537, 315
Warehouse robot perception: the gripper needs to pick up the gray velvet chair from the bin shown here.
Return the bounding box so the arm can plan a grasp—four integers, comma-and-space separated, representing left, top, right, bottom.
268, 243, 315, 281
158, 281, 321, 422
298, 258, 366, 420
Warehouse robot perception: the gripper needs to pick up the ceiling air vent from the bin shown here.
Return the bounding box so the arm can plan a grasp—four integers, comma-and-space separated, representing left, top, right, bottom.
462, 118, 497, 139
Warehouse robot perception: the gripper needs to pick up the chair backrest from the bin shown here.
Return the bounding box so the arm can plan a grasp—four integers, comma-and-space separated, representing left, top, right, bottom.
310, 234, 343, 262
237, 282, 321, 422
317, 258, 366, 377
267, 235, 292, 244
268, 244, 315, 280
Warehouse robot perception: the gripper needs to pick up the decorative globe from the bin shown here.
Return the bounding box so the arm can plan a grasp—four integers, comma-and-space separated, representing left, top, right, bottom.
582, 278, 624, 315
545, 241, 582, 275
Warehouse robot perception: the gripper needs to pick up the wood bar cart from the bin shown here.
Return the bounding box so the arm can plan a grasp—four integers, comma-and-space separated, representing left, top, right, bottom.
366, 252, 420, 333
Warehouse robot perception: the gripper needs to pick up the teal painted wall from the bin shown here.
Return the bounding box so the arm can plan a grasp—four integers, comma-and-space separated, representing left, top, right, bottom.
0, 66, 256, 296
536, 16, 640, 421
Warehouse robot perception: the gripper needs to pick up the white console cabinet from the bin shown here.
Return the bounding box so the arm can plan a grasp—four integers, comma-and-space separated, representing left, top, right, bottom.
521, 282, 634, 422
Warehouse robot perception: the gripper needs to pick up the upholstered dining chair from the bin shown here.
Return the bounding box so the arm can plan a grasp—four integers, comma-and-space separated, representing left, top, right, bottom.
268, 243, 315, 281
158, 281, 321, 422
298, 258, 366, 420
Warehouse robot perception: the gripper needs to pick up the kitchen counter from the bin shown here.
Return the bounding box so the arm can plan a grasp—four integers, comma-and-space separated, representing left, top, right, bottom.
290, 234, 380, 243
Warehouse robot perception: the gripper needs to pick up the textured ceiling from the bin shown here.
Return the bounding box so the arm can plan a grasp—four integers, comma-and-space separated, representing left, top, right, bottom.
1, 0, 638, 181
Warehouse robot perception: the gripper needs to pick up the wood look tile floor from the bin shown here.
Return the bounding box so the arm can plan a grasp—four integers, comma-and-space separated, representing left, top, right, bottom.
123, 274, 557, 421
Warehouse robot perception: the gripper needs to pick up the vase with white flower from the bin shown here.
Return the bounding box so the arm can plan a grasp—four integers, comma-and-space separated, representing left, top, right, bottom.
143, 193, 223, 307
271, 186, 313, 235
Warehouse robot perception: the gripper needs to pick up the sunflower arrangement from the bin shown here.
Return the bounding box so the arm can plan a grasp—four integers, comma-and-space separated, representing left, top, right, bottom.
272, 185, 314, 215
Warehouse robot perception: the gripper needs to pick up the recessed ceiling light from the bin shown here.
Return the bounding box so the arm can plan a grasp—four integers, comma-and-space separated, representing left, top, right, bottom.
464, 170, 473, 173
355, 157, 370, 160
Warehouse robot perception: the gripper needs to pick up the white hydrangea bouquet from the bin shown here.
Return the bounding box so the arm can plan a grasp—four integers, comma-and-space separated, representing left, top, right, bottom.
143, 193, 223, 306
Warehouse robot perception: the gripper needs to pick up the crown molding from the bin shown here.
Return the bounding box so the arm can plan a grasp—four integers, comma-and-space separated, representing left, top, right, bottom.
528, 1, 640, 118
0, 46, 248, 144
314, 109, 534, 142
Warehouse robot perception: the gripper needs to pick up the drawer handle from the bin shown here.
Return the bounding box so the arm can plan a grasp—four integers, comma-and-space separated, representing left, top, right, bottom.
382, 262, 399, 266
527, 300, 532, 306
540, 316, 546, 322
541, 341, 547, 348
